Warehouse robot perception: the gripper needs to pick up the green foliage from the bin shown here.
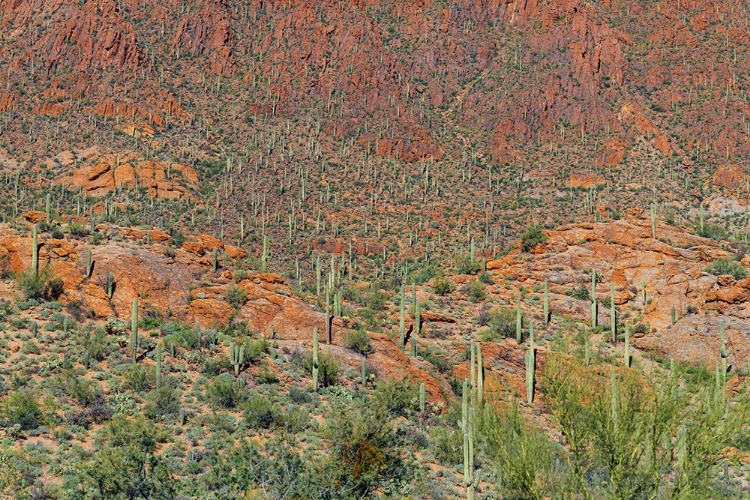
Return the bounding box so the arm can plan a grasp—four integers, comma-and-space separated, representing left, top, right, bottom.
706, 259, 747, 280
1, 389, 42, 430
463, 280, 486, 303
144, 383, 181, 420
432, 275, 455, 296
243, 394, 281, 429
373, 377, 418, 417
226, 284, 248, 309
479, 401, 564, 499
565, 285, 590, 301
303, 350, 340, 388
205, 373, 246, 409
344, 328, 373, 355
696, 223, 727, 241
481, 307, 517, 341
17, 266, 64, 301
454, 254, 481, 275
76, 415, 174, 499
520, 224, 547, 252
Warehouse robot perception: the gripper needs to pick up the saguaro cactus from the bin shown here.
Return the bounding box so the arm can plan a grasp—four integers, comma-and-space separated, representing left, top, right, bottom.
155, 342, 162, 387
131, 298, 138, 363
312, 327, 319, 391
591, 270, 598, 328
399, 283, 406, 349
526, 322, 535, 404
515, 296, 522, 342
461, 379, 479, 500
650, 203, 656, 239
230, 341, 245, 376
31, 224, 39, 278
624, 323, 631, 367
610, 283, 616, 343
419, 382, 426, 413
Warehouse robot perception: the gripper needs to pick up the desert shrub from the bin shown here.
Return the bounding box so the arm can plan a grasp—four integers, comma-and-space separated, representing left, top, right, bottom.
520, 224, 547, 252
121, 364, 154, 393
145, 384, 181, 420
243, 394, 281, 429
463, 280, 486, 303
432, 275, 455, 296
696, 223, 727, 241
481, 307, 517, 341
455, 255, 481, 275
226, 284, 248, 309
566, 285, 590, 301
344, 328, 372, 354
302, 350, 340, 388
68, 221, 89, 237
65, 375, 103, 407
706, 259, 747, 280
206, 373, 246, 409
1, 390, 42, 430
289, 385, 312, 404
373, 378, 418, 417
17, 266, 64, 301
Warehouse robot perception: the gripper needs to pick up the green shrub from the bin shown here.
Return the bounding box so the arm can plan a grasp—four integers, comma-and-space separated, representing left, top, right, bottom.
226, 284, 248, 309
481, 307, 517, 341
520, 224, 547, 252
463, 280, 486, 303
206, 373, 245, 409
17, 266, 64, 301
706, 259, 747, 280
566, 285, 590, 301
243, 394, 281, 429
2, 390, 42, 430
455, 255, 481, 275
145, 384, 181, 420
432, 276, 455, 296
302, 350, 339, 388
344, 328, 372, 354
696, 223, 727, 241
373, 378, 418, 417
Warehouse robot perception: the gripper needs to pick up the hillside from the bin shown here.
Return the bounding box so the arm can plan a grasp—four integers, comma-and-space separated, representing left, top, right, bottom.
0, 211, 747, 498
0, 0, 749, 498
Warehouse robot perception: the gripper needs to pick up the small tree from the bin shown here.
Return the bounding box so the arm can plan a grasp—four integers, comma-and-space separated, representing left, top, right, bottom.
520, 224, 547, 253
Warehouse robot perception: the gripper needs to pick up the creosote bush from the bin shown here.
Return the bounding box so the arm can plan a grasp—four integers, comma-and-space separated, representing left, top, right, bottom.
706, 258, 747, 280
520, 224, 547, 252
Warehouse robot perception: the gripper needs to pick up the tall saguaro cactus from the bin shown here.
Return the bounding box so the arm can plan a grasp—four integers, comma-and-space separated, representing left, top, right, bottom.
312, 327, 319, 391
131, 298, 138, 363
526, 322, 536, 404
461, 379, 479, 500
230, 341, 245, 376
31, 224, 39, 278
591, 270, 598, 328
399, 283, 406, 349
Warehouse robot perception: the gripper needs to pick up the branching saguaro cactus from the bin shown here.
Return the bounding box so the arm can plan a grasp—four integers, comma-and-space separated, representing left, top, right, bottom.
526, 322, 535, 404
230, 341, 245, 376
461, 379, 480, 500
312, 327, 319, 391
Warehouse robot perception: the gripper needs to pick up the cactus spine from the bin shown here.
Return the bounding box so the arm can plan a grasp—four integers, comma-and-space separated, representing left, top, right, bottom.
31, 224, 39, 278
543, 279, 549, 326
312, 327, 319, 391
526, 322, 535, 404
610, 283, 616, 343
131, 298, 138, 363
